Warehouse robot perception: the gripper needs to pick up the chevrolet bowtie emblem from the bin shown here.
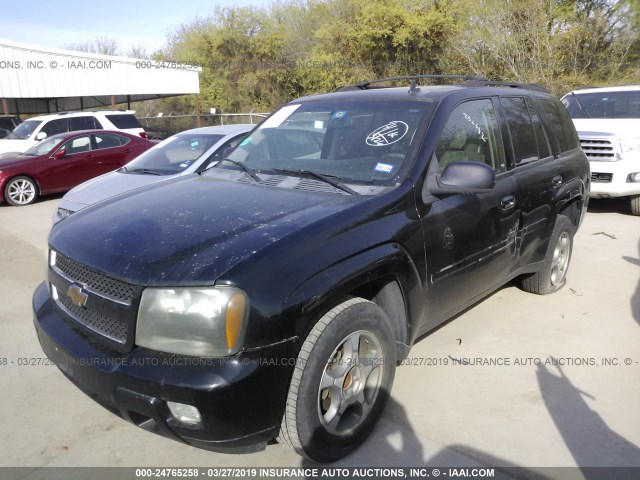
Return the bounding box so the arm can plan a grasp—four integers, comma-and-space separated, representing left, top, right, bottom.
67, 284, 89, 307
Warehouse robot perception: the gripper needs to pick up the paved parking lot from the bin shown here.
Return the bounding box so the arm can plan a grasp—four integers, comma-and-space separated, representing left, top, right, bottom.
0, 195, 638, 474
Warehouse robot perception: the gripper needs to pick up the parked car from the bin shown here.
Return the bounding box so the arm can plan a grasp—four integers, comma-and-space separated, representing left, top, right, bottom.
561, 85, 640, 215
34, 76, 589, 462
0, 130, 153, 206
53, 124, 253, 223
0, 115, 22, 138
0, 110, 147, 155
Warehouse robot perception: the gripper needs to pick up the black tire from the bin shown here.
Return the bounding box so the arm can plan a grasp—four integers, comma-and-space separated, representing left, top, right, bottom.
630, 195, 640, 216
278, 298, 396, 462
4, 176, 38, 206
521, 215, 574, 295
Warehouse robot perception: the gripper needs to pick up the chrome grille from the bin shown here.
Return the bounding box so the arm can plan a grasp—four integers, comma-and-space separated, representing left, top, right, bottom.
53, 252, 135, 305
580, 139, 616, 161
53, 285, 128, 344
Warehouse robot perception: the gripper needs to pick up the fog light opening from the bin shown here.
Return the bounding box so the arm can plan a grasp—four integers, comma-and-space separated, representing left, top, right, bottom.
167, 401, 202, 425
627, 172, 640, 183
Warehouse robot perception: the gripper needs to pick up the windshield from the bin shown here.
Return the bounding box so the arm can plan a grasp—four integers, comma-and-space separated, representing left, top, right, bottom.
124, 133, 224, 174
562, 91, 640, 119
219, 99, 432, 188
23, 136, 63, 156
6, 120, 42, 140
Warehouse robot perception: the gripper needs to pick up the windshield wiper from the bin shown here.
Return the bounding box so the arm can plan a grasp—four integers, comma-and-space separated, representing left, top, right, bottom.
271, 168, 359, 196
126, 168, 164, 175
215, 158, 262, 183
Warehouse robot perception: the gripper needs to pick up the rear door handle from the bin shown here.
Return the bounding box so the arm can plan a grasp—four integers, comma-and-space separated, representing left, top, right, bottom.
501, 195, 516, 210
551, 175, 563, 187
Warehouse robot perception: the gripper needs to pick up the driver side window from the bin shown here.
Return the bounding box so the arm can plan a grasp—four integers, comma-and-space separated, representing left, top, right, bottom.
436, 99, 506, 174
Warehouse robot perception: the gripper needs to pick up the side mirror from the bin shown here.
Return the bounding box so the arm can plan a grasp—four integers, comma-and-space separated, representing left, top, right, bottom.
53, 149, 66, 160
429, 162, 496, 195
36, 132, 48, 141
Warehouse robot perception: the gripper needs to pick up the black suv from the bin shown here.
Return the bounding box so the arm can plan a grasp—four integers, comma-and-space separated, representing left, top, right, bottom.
33, 76, 589, 462
0, 115, 21, 138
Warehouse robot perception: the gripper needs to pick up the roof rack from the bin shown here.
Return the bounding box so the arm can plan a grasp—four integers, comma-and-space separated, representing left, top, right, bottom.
337, 75, 488, 92
337, 75, 550, 94
461, 79, 550, 93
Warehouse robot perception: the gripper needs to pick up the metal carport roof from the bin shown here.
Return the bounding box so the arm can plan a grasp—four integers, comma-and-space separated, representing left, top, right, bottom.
0, 38, 201, 115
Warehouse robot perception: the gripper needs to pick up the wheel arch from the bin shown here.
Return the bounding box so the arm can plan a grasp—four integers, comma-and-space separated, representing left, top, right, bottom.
284, 242, 425, 362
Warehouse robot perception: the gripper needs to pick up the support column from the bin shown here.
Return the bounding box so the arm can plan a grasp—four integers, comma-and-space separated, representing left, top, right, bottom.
1, 98, 9, 115
196, 94, 201, 128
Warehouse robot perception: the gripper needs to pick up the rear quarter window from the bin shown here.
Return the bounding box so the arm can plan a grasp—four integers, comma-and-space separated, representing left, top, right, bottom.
105, 114, 142, 129
538, 98, 579, 154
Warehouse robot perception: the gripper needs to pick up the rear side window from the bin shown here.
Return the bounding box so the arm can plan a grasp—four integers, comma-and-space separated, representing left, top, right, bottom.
41, 118, 69, 137
105, 114, 142, 129
538, 99, 579, 154
501, 97, 539, 166
93, 133, 130, 150
70, 116, 101, 131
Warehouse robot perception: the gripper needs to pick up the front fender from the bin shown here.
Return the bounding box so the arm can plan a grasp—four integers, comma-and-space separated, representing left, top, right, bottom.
284, 242, 425, 350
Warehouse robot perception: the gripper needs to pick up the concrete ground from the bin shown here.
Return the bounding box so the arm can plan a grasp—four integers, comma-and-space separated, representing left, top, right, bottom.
0, 195, 638, 475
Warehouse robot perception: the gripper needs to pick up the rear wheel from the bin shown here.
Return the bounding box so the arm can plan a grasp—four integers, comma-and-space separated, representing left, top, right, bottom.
278, 298, 396, 461
521, 215, 574, 295
4, 176, 38, 206
630, 195, 640, 216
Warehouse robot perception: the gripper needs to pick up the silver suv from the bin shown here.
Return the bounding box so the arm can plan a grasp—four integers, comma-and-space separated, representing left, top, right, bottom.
0, 110, 146, 155
561, 85, 640, 215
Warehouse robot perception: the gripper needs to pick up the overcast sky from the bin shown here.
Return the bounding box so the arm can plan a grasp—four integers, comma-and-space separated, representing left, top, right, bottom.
0, 0, 269, 55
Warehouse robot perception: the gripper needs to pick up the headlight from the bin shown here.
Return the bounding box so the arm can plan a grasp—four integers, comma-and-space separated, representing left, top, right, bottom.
136, 287, 248, 356
619, 137, 640, 155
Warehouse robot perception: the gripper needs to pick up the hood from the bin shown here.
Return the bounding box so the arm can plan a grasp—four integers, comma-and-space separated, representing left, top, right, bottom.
573, 119, 640, 138
50, 175, 361, 286
62, 170, 176, 209
0, 153, 38, 167
0, 139, 33, 155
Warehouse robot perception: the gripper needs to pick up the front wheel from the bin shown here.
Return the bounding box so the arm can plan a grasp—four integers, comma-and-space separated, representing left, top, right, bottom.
4, 176, 38, 206
278, 298, 396, 462
521, 215, 574, 295
630, 195, 640, 216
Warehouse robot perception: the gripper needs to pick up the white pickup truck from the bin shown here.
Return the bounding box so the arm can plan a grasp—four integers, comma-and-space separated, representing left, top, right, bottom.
562, 85, 640, 215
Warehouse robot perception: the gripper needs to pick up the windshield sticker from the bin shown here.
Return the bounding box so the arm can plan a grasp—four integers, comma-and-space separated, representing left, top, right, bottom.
462, 113, 487, 142
190, 140, 200, 149
259, 104, 302, 129
366, 121, 409, 146
374, 163, 394, 173
239, 136, 252, 147
332, 111, 346, 119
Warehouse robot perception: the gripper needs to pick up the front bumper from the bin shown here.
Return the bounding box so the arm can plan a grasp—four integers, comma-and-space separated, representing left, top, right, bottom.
33, 282, 296, 453
589, 159, 640, 198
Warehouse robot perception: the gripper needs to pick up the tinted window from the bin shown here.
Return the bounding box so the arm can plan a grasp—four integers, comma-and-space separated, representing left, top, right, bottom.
526, 98, 551, 160
502, 97, 539, 166
539, 99, 579, 154
93, 133, 129, 150
436, 99, 506, 173
105, 114, 142, 129
62, 135, 92, 155
562, 90, 640, 119
204, 134, 247, 167
0, 118, 16, 130
41, 119, 69, 137
70, 116, 100, 131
